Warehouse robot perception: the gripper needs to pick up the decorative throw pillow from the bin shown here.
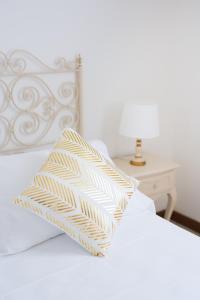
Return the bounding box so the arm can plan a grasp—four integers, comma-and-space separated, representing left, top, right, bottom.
14, 129, 135, 256
0, 140, 110, 256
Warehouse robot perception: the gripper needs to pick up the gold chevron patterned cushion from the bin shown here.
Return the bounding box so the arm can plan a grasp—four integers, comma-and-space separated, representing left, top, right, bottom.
14, 129, 135, 256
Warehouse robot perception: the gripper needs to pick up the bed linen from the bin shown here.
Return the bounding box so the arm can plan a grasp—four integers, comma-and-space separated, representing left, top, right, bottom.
0, 190, 153, 297
1, 192, 200, 300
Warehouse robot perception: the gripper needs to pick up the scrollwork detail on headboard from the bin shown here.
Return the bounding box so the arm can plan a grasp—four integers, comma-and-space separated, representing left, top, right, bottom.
0, 49, 78, 75
0, 50, 81, 154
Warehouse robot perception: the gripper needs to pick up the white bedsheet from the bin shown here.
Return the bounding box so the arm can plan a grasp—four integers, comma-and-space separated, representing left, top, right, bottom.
1, 191, 200, 300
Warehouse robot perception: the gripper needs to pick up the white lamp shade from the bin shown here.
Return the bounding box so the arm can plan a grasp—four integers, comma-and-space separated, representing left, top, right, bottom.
120, 103, 159, 139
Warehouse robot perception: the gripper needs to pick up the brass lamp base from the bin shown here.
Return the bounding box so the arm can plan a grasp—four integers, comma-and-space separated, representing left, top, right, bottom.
130, 159, 146, 166
130, 138, 146, 167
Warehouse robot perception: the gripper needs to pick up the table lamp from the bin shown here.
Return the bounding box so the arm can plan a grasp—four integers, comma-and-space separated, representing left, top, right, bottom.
119, 103, 159, 166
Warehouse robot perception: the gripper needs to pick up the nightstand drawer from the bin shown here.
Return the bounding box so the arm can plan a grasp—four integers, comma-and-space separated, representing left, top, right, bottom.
138, 171, 175, 196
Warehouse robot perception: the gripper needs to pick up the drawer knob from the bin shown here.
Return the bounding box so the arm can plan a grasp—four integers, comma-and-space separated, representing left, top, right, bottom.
153, 183, 157, 190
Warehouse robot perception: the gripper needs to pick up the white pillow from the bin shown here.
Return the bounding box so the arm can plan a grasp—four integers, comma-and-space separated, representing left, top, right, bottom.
89, 139, 113, 164
0, 140, 112, 255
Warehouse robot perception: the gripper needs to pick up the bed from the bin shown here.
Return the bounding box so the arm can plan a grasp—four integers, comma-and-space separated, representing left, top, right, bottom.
0, 50, 200, 300
1, 193, 200, 300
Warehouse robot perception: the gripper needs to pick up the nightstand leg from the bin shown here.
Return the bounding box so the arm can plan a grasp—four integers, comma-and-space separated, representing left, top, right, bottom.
164, 189, 177, 220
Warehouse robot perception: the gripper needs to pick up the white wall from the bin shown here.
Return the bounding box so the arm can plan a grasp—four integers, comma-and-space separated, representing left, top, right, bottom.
0, 0, 199, 221
0, 0, 175, 158
171, 1, 200, 222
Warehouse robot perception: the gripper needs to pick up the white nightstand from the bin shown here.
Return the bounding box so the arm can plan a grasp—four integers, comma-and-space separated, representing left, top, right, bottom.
113, 154, 179, 220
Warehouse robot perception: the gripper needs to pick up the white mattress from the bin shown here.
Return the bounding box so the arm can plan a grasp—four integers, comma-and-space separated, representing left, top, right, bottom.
1, 191, 200, 300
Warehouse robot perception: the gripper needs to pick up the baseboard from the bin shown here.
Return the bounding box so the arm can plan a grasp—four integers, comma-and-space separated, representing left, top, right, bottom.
157, 210, 200, 234
157, 210, 165, 218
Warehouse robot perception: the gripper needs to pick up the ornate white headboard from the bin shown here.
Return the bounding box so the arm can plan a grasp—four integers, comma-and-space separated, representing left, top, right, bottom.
0, 49, 82, 154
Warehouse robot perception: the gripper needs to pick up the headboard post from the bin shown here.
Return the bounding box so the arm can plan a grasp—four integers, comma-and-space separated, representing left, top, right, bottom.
75, 54, 83, 136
